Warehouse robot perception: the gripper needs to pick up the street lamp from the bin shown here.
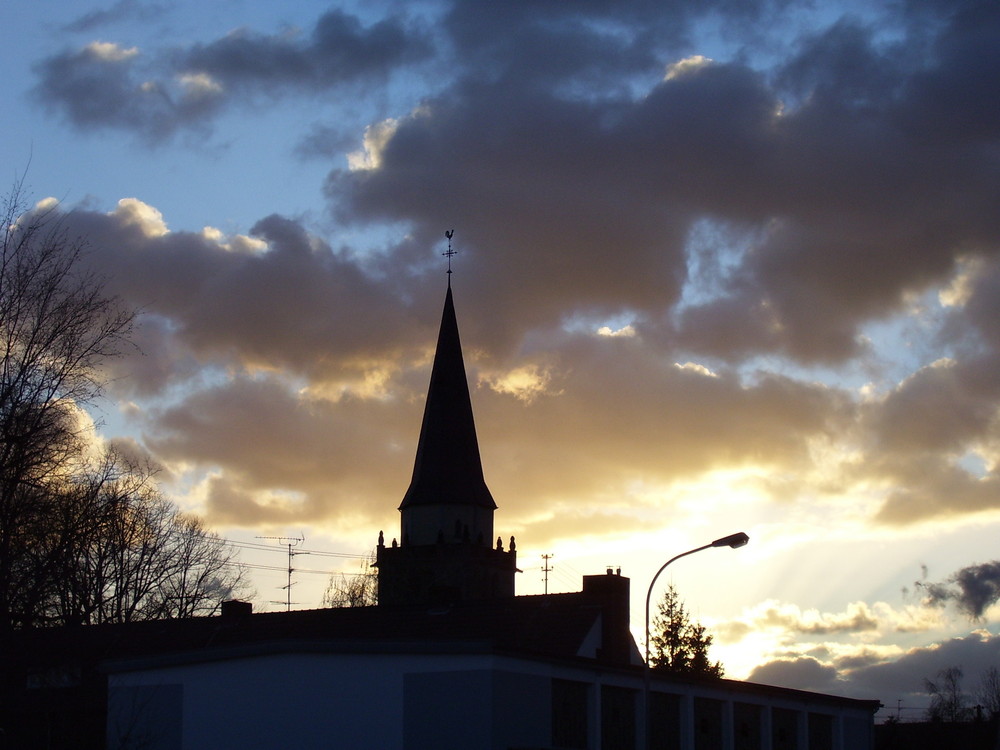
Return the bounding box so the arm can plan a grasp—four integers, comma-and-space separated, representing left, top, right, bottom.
643, 532, 749, 749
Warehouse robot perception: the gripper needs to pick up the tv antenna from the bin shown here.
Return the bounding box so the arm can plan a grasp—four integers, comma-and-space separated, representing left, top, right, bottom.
255, 534, 308, 611
443, 229, 456, 284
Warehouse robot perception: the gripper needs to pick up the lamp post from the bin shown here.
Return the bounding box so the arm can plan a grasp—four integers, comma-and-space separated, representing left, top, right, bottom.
643, 532, 749, 749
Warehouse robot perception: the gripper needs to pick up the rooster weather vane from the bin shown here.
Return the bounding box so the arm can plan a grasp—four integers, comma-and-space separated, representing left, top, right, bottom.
443, 229, 456, 284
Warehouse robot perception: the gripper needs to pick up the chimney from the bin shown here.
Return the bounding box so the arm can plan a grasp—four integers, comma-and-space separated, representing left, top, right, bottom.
582, 570, 631, 664
221, 600, 253, 619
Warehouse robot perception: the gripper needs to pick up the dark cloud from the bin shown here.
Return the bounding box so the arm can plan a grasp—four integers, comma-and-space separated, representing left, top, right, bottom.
749, 632, 1000, 705
60, 202, 426, 391
844, 631, 1000, 704
860, 347, 1000, 524
23, 0, 1000, 531
32, 42, 216, 144
748, 657, 841, 693
24, 191, 986, 531
180, 10, 432, 95
32, 9, 432, 142
64, 0, 168, 33
330, 1, 1000, 366
962, 264, 1000, 351
33, 1, 1000, 356
147, 376, 416, 526
896, 2, 1000, 144
132, 320, 851, 532
919, 562, 1000, 619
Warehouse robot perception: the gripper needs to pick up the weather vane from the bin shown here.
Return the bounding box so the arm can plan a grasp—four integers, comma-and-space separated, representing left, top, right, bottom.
443, 229, 456, 284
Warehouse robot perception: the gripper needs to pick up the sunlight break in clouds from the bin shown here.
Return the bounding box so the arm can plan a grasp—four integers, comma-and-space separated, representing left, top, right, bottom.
664, 54, 712, 80
673, 361, 717, 378
347, 117, 401, 171
111, 198, 168, 237
84, 41, 139, 62
597, 324, 636, 337
178, 72, 223, 99
480, 364, 555, 403
939, 256, 986, 307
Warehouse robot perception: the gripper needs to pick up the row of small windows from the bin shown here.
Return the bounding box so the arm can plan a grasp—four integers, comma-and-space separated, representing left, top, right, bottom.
551, 679, 844, 750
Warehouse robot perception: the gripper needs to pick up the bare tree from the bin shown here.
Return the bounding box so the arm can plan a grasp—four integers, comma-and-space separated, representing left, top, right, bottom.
323, 552, 378, 608
649, 584, 724, 677
0, 184, 248, 629
977, 666, 1000, 719
0, 182, 133, 629
924, 666, 970, 722
152, 513, 250, 619
43, 448, 250, 626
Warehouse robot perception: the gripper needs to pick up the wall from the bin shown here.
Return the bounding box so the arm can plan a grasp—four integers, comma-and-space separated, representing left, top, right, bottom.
107, 649, 877, 750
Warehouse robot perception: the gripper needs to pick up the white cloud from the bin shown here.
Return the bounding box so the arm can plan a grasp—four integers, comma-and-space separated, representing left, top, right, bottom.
84, 41, 139, 62
178, 72, 224, 98
481, 364, 556, 403
111, 198, 169, 237
664, 55, 712, 80
597, 324, 636, 337
347, 117, 400, 171
673, 361, 717, 378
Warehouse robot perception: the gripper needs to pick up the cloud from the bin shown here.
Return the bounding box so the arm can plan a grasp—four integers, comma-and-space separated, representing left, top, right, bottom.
843, 631, 1000, 703
22, 191, 993, 534
180, 11, 432, 94
860, 351, 1000, 524
147, 375, 417, 527
32, 9, 432, 142
718, 599, 940, 644
736, 600, 880, 636
748, 657, 841, 693
23, 0, 1000, 534
745, 629, 1000, 707
34, 2, 1000, 364
32, 42, 222, 143
327, 2, 1000, 369
64, 0, 168, 33
60, 200, 425, 392
919, 561, 1000, 619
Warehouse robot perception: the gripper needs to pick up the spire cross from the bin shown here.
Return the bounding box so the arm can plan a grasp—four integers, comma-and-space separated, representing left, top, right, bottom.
443, 229, 456, 283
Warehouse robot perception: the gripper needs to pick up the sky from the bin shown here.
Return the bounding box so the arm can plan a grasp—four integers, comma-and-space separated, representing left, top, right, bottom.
3, 0, 1000, 720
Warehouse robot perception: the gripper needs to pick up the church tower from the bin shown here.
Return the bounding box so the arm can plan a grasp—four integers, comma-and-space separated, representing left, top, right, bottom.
376, 277, 516, 607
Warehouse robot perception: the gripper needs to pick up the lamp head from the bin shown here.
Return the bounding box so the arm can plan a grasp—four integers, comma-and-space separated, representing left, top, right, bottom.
712, 532, 749, 549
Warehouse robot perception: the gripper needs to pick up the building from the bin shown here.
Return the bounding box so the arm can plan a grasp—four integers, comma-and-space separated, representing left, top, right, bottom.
375, 283, 517, 607
0, 279, 880, 749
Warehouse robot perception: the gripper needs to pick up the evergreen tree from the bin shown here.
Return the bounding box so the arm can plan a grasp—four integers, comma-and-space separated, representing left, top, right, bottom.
649, 584, 723, 677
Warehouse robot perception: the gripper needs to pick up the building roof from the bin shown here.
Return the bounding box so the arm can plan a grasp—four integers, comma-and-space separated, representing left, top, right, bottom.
1, 589, 618, 680
399, 285, 496, 511
2, 595, 879, 715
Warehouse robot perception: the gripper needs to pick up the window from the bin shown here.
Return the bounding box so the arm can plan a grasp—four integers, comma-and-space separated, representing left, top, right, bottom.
552, 679, 589, 749
601, 685, 636, 750
649, 692, 681, 750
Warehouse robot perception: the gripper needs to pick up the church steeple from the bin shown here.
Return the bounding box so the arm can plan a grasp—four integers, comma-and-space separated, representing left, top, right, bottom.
375, 265, 516, 607
399, 285, 497, 514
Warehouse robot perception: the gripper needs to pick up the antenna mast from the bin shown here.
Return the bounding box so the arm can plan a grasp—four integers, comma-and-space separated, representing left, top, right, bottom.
542, 553, 554, 595
255, 534, 307, 611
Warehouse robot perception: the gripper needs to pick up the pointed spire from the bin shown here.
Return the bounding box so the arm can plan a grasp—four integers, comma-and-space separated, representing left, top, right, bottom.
400, 285, 496, 510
